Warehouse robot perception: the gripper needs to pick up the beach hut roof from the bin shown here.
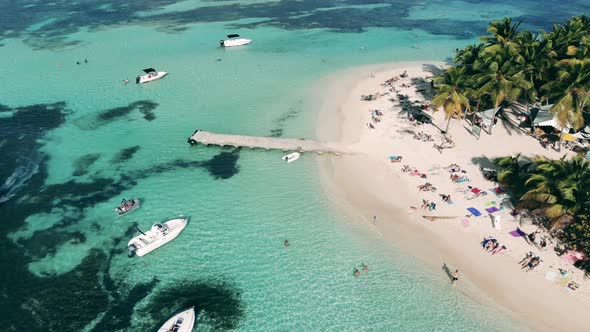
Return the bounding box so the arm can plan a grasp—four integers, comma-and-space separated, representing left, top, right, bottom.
476, 107, 501, 128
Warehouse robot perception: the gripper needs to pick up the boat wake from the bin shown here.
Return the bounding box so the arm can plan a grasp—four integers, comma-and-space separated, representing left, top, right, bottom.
0, 153, 41, 204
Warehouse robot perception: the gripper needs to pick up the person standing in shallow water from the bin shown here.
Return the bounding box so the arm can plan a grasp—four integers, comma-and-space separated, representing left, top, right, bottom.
284, 240, 289, 247
451, 270, 459, 285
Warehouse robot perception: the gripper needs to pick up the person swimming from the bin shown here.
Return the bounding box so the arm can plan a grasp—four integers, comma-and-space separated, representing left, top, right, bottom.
284, 240, 289, 247
362, 263, 368, 273
354, 268, 360, 277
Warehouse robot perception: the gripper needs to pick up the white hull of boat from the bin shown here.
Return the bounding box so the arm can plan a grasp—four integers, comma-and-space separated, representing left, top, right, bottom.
158, 307, 195, 332
128, 218, 188, 257
138, 71, 167, 84
282, 152, 300, 163
221, 38, 252, 47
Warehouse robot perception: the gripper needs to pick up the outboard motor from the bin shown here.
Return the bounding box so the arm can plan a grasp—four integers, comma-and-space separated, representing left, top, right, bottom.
220, 40, 225, 47
128, 244, 138, 257
136, 76, 140, 84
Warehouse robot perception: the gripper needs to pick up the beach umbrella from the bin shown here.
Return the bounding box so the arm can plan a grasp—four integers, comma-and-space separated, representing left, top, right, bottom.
562, 133, 576, 142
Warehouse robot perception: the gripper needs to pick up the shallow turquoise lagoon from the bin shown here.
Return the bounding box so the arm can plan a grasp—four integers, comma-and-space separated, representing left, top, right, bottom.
1, 0, 580, 330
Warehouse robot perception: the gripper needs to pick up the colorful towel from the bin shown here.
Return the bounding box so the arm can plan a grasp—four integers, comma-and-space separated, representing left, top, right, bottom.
461, 219, 470, 228
558, 277, 573, 287
509, 229, 526, 237
485, 206, 499, 213
467, 207, 481, 216
485, 201, 497, 206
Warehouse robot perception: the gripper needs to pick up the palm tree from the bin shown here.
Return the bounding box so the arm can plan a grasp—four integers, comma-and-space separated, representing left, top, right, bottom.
542, 59, 590, 141
520, 156, 590, 231
481, 17, 522, 55
494, 153, 531, 197
544, 16, 590, 62
475, 46, 526, 108
453, 43, 485, 67
431, 66, 473, 133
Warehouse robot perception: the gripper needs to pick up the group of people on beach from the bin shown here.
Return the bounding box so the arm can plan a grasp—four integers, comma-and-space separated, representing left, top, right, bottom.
402, 164, 427, 178
421, 199, 436, 211
481, 237, 507, 255
527, 230, 548, 250
418, 182, 436, 192
413, 131, 433, 142
380, 71, 408, 93
366, 109, 384, 129
519, 252, 543, 271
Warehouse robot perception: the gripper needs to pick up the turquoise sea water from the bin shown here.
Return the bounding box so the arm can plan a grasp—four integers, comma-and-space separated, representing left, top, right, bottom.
1, 0, 586, 331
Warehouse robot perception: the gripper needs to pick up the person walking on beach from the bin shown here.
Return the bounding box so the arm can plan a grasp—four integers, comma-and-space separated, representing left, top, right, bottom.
373, 216, 377, 223
451, 270, 459, 285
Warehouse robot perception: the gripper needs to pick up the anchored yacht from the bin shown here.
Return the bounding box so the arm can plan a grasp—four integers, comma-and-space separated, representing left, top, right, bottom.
220, 34, 252, 47
128, 217, 188, 257
136, 68, 167, 84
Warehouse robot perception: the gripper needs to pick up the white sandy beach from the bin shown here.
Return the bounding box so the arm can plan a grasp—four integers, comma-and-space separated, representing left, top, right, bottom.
313, 61, 590, 331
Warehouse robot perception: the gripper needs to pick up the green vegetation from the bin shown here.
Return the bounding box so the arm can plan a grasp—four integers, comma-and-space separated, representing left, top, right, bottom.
445, 16, 590, 267
432, 16, 590, 133
495, 154, 590, 267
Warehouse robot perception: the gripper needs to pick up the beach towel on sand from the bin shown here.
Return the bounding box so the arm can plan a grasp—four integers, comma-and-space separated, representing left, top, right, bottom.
509, 229, 526, 237
493, 215, 501, 230
467, 207, 481, 216
461, 219, 470, 229
485, 206, 499, 213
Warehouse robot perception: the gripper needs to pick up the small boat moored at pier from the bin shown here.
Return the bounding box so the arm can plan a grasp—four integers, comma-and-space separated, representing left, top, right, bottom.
128, 217, 188, 257
282, 152, 300, 163
158, 307, 195, 332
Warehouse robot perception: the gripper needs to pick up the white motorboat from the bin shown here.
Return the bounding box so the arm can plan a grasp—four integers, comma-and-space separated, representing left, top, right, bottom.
128, 217, 188, 257
220, 34, 252, 47
115, 198, 140, 216
282, 152, 300, 163
158, 307, 195, 332
136, 68, 167, 84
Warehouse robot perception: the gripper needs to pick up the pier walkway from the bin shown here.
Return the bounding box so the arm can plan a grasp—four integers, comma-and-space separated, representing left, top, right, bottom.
187, 130, 347, 154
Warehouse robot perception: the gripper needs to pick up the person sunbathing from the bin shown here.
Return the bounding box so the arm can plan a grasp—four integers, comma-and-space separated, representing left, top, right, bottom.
485, 239, 497, 252
488, 242, 500, 253
492, 245, 506, 255
481, 237, 494, 248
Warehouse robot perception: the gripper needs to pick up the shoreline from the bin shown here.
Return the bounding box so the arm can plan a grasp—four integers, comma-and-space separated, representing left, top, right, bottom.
311, 61, 590, 331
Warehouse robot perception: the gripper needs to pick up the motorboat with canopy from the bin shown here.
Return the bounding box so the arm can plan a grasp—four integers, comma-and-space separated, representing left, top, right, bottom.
136, 68, 167, 84
128, 217, 188, 257
220, 34, 252, 47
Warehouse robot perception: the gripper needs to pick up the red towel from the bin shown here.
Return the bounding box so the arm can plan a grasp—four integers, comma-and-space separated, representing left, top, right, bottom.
471, 188, 481, 193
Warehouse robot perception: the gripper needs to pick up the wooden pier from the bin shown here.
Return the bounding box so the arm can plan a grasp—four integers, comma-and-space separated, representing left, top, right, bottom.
187, 130, 347, 154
